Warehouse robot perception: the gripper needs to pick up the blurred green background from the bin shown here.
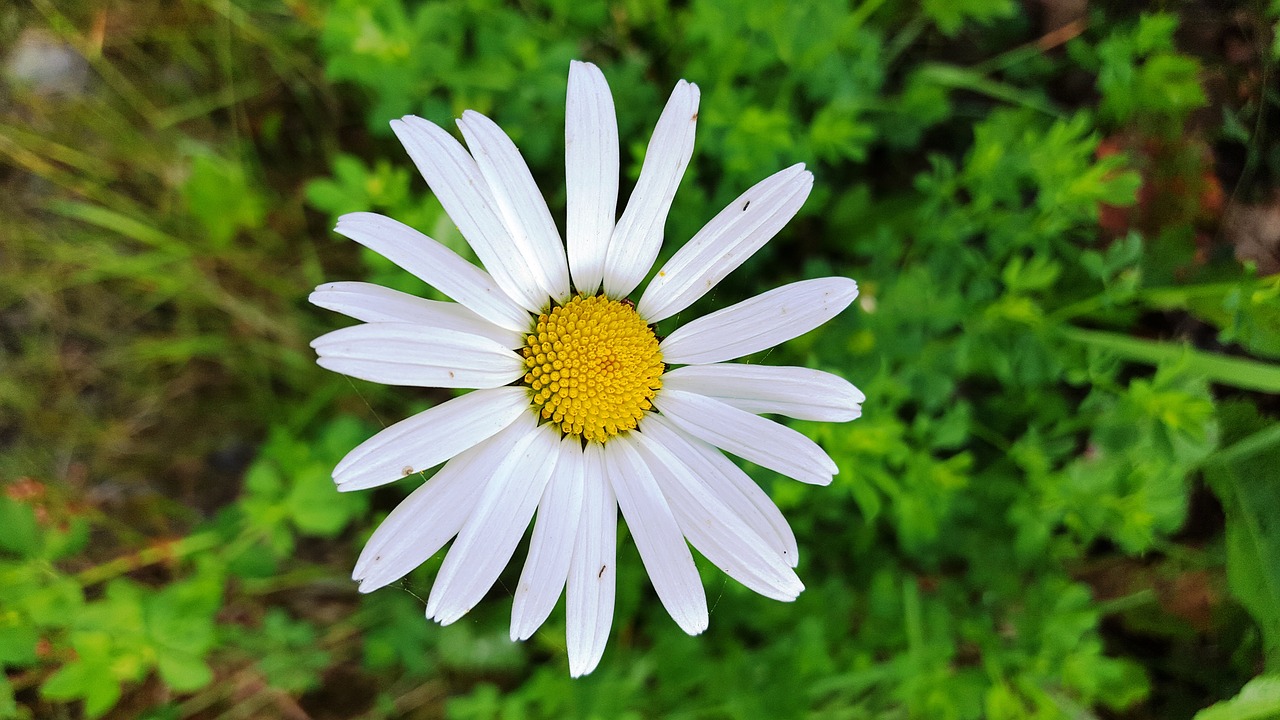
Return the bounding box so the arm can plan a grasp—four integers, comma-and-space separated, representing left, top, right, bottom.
4, 0, 1280, 718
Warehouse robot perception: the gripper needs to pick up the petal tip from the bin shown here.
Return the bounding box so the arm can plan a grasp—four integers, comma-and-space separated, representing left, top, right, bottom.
683, 618, 709, 636
568, 658, 598, 679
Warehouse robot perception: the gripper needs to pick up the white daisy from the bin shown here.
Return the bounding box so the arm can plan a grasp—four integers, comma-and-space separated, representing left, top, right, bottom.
310, 61, 863, 677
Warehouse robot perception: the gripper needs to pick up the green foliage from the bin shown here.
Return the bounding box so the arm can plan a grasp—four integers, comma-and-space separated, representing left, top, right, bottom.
0, 410, 363, 717
40, 573, 222, 716
1195, 675, 1280, 720
1086, 13, 1208, 129
1205, 415, 1280, 670
0, 496, 88, 563
241, 416, 372, 557
184, 152, 267, 249
320, 0, 579, 160
359, 591, 440, 676
5, 0, 1277, 718
0, 513, 224, 719
923, 0, 1017, 37
223, 609, 331, 693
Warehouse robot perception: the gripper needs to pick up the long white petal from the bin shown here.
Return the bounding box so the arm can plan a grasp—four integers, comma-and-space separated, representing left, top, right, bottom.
566, 442, 616, 677
332, 387, 529, 491
510, 434, 585, 641
390, 116, 547, 312
565, 61, 619, 295
641, 415, 799, 567
352, 421, 531, 592
654, 389, 837, 486
426, 421, 560, 625
606, 435, 707, 635
309, 282, 523, 348
458, 110, 570, 303
659, 277, 858, 364
662, 364, 863, 421
602, 80, 700, 299
334, 212, 529, 332
311, 323, 524, 389
637, 165, 812, 322
633, 430, 802, 601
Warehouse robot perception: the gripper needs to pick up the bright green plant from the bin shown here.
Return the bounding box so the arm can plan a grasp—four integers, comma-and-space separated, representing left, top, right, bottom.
3, 0, 1278, 718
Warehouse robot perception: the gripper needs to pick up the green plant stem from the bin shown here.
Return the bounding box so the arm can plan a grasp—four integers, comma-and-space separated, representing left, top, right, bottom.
1205, 423, 1280, 469
1095, 589, 1157, 615
916, 63, 1061, 116
75, 531, 223, 587
351, 680, 447, 720
239, 566, 351, 595
1050, 280, 1267, 323
884, 16, 928, 68
1058, 326, 1280, 393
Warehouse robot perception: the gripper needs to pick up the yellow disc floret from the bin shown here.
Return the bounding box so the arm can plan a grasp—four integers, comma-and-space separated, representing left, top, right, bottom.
522, 294, 664, 442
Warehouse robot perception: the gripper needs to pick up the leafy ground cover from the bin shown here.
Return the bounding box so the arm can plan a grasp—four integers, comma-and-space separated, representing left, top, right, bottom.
3, 0, 1280, 718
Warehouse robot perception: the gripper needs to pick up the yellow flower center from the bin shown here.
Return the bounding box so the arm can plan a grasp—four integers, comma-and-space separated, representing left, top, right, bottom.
521, 294, 664, 442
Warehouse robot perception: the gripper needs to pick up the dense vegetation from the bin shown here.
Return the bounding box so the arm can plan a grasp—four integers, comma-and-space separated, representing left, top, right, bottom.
3, 0, 1280, 718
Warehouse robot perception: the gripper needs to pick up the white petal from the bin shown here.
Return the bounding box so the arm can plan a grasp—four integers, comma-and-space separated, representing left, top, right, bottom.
334, 212, 529, 332
565, 61, 619, 296
662, 364, 863, 421
605, 435, 708, 635
633, 429, 802, 601
566, 442, 616, 677
510, 435, 585, 641
390, 116, 547, 312
311, 323, 524, 389
641, 415, 799, 567
654, 389, 837, 486
660, 277, 858, 364
457, 110, 570, 303
602, 80, 700, 299
637, 165, 812, 322
310, 282, 523, 348
426, 421, 560, 625
352, 421, 531, 592
332, 386, 529, 491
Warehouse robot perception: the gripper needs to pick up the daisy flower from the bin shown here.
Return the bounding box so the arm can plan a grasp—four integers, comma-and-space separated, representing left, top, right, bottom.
310, 61, 863, 677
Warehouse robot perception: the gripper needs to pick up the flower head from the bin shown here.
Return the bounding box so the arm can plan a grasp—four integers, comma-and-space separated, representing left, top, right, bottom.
310, 61, 863, 677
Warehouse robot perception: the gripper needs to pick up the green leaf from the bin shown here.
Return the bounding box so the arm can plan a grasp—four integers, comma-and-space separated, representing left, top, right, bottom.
1205, 426, 1280, 669
23, 576, 84, 627
922, 0, 1016, 36
45, 200, 185, 254
244, 461, 283, 496
0, 497, 39, 558
1195, 675, 1280, 720
156, 651, 213, 692
224, 609, 330, 693
39, 660, 89, 701
41, 657, 123, 718
43, 518, 90, 562
284, 462, 365, 537
1095, 13, 1207, 125
81, 674, 124, 720
145, 590, 216, 656
1133, 12, 1178, 53
0, 673, 16, 718
0, 625, 38, 666
360, 592, 438, 676
184, 153, 266, 249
